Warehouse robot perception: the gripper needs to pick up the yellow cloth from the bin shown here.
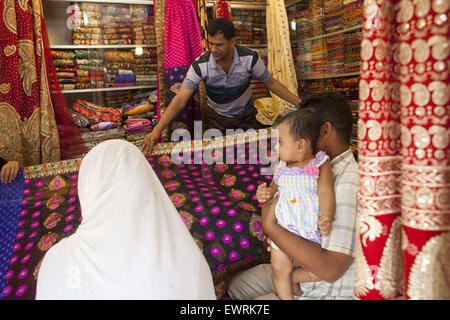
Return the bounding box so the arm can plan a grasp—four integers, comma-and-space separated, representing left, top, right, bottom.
254, 97, 281, 125
265, 0, 298, 117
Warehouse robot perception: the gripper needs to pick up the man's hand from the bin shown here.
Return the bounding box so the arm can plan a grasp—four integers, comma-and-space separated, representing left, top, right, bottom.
0, 161, 20, 184
141, 129, 161, 155
261, 192, 279, 236
256, 182, 277, 203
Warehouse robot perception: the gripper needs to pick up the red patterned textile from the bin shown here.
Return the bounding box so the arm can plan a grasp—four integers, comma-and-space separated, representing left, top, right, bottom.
355, 0, 449, 299
0, 0, 86, 165
214, 1, 232, 21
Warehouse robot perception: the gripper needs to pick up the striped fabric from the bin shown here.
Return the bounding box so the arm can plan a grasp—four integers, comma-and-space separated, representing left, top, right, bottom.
181, 45, 271, 116
296, 149, 359, 300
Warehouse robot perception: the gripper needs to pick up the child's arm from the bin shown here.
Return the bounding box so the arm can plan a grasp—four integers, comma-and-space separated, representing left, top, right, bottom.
256, 180, 278, 203
292, 266, 322, 283
317, 161, 335, 236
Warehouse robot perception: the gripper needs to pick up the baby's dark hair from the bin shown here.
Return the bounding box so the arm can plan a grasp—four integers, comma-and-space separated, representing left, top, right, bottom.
273, 108, 321, 150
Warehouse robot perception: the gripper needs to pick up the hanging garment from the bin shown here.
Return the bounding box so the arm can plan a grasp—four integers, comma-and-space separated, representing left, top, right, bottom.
36, 140, 216, 299
355, 0, 449, 300
264, 0, 299, 121
163, 0, 204, 138
0, 0, 87, 165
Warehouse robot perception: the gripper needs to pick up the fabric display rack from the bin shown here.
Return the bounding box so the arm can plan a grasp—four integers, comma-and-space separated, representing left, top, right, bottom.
287, 0, 362, 158
44, 0, 158, 153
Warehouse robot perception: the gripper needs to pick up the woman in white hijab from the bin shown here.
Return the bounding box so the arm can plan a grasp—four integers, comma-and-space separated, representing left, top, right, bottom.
36, 139, 216, 299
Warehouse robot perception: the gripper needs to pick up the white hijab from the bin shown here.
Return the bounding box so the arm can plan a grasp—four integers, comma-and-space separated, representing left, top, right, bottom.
36, 140, 215, 300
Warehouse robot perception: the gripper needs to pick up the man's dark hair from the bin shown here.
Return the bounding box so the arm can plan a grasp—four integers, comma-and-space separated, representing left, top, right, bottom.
207, 18, 235, 40
273, 108, 321, 149
298, 91, 352, 145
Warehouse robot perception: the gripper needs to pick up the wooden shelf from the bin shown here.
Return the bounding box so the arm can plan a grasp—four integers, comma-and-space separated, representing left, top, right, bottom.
62, 85, 156, 94
298, 72, 360, 80
51, 44, 156, 49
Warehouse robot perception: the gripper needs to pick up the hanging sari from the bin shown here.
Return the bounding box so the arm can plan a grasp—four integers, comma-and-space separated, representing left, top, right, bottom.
264, 0, 299, 123
0, 0, 86, 165
355, 0, 449, 300
162, 0, 204, 140
213, 1, 232, 21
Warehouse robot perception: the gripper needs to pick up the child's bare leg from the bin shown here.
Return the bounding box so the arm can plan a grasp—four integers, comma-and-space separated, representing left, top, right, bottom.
291, 267, 304, 296
271, 248, 294, 300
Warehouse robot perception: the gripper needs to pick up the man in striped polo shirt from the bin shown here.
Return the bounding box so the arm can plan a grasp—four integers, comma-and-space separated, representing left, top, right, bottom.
142, 18, 301, 155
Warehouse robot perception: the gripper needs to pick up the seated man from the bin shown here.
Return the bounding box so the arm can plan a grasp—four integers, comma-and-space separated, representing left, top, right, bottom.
228, 91, 358, 300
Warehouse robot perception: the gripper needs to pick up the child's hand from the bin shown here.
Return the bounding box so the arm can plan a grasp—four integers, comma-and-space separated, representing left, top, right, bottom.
317, 215, 333, 237
256, 183, 276, 203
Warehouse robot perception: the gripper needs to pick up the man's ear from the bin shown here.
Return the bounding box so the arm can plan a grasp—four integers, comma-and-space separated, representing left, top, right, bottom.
321, 122, 332, 138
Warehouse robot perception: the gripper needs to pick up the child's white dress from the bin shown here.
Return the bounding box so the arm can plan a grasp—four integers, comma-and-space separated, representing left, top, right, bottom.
271, 151, 329, 249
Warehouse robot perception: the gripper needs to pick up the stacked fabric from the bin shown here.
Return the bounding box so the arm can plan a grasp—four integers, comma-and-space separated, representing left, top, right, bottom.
71, 3, 103, 45
231, 9, 266, 45
102, 4, 131, 25
122, 91, 157, 143
295, 0, 310, 41
325, 33, 345, 74
251, 82, 269, 100
343, 0, 363, 28
231, 13, 253, 44
309, 0, 324, 38
134, 48, 157, 86
105, 91, 133, 108
324, 0, 343, 34
252, 11, 266, 45
70, 99, 124, 151
344, 31, 361, 73
74, 50, 105, 89
52, 50, 76, 90
105, 50, 136, 87
103, 22, 133, 45
311, 39, 325, 77
296, 40, 312, 78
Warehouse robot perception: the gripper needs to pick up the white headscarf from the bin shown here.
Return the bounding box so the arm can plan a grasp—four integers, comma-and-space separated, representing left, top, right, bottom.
36, 140, 216, 300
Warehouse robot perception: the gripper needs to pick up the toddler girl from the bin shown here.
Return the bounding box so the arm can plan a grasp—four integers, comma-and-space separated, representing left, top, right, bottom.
256, 108, 335, 300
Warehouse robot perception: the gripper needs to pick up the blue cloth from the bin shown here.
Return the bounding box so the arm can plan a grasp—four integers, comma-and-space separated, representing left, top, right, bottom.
0, 169, 24, 298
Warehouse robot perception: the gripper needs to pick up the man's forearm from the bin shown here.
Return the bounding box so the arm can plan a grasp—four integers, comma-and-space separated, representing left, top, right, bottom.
153, 95, 187, 134
264, 77, 301, 107
264, 221, 352, 282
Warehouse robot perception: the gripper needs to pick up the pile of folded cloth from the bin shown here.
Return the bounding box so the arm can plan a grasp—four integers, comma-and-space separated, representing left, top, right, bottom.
296, 40, 312, 78
231, 9, 266, 45
103, 22, 134, 45
309, 0, 324, 38
324, 0, 343, 34
71, 3, 103, 45
326, 33, 345, 75
311, 39, 325, 77
74, 50, 105, 89
343, 0, 363, 28
122, 91, 157, 143
52, 50, 77, 90
105, 91, 133, 108
344, 31, 361, 73
251, 82, 269, 100
105, 50, 136, 87
134, 48, 157, 86
70, 99, 125, 150
295, 0, 310, 41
